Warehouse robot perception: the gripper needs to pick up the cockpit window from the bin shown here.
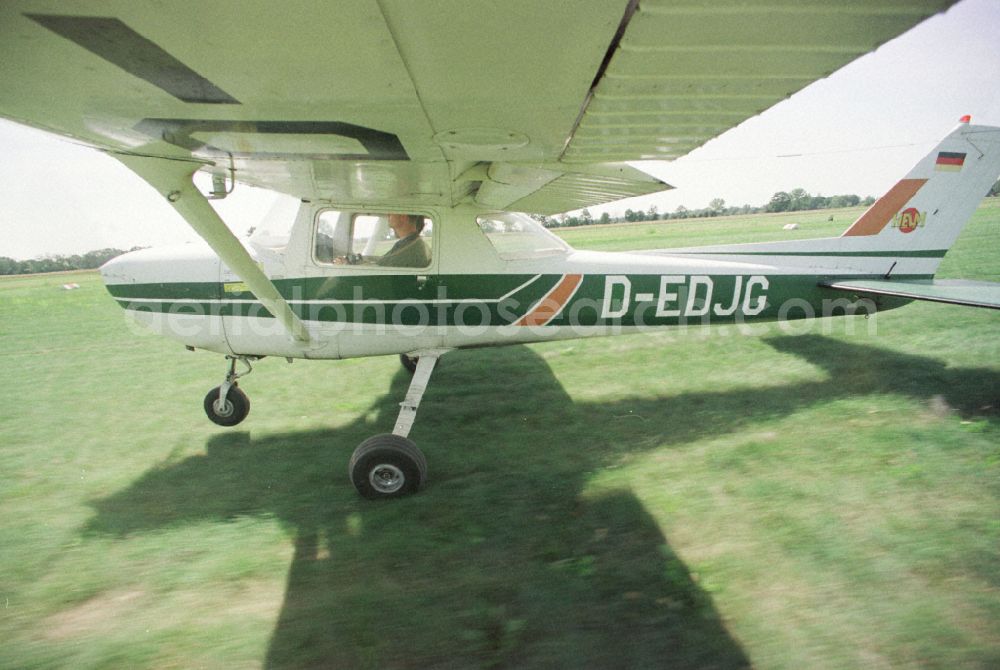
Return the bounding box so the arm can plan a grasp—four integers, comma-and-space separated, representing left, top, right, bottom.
315, 210, 433, 268
476, 212, 570, 260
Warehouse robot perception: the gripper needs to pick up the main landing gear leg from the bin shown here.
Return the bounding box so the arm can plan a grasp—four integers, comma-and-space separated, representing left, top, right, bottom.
203, 355, 254, 426
349, 349, 450, 500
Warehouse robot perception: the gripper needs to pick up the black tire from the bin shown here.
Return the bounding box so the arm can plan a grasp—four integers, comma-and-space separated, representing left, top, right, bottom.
203, 384, 250, 426
349, 434, 427, 499
399, 353, 418, 374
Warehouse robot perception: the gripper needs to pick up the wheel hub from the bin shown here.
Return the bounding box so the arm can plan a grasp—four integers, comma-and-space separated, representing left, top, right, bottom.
369, 463, 405, 494
212, 399, 234, 417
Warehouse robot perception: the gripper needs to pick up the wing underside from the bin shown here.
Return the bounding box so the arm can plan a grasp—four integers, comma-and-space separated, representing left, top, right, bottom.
823, 279, 1000, 310
0, 0, 955, 212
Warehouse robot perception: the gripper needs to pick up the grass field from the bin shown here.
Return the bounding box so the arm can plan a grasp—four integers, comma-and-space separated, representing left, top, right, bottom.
1, 202, 998, 669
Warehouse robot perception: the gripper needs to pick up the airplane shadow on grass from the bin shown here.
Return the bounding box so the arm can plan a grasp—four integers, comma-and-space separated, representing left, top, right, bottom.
84, 335, 1000, 669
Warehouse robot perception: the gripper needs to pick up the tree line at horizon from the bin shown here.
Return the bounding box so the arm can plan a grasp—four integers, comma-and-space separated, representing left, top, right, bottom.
0, 247, 143, 276
540, 179, 1000, 228
539, 188, 874, 228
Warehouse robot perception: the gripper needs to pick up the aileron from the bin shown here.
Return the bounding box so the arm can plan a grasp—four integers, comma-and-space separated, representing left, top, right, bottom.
566, 0, 956, 163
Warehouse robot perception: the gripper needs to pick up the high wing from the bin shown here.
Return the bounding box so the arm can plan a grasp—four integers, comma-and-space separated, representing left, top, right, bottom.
0, 0, 955, 214
822, 279, 1000, 310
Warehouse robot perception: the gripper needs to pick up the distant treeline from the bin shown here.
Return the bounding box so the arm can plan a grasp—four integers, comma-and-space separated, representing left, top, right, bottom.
537, 188, 878, 228
542, 180, 1000, 228
0, 248, 142, 276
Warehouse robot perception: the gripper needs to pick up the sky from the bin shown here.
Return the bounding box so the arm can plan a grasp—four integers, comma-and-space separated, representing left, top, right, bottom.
1, 0, 999, 259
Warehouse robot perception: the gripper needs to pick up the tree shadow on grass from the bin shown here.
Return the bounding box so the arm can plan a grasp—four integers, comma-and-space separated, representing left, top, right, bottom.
84, 336, 999, 668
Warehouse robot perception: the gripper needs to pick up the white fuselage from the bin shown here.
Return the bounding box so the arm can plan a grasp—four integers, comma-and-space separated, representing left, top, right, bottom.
100, 203, 908, 359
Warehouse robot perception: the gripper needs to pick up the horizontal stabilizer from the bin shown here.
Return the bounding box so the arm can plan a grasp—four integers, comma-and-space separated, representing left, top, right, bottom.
822, 278, 1000, 310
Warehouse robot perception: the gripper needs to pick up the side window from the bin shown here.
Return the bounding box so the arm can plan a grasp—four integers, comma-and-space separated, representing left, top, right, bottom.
314, 211, 433, 268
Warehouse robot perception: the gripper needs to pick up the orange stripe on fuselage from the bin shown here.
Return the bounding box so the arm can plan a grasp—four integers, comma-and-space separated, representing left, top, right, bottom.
516, 274, 583, 326
841, 178, 927, 237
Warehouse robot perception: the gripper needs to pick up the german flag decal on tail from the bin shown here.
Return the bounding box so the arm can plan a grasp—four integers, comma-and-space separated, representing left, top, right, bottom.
935, 151, 966, 172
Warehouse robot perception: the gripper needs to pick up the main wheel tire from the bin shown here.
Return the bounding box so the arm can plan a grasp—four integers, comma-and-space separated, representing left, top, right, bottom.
204, 384, 250, 427
349, 434, 427, 499
399, 353, 418, 374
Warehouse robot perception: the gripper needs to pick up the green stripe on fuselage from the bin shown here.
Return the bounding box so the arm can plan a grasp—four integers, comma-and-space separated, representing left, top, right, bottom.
105, 274, 545, 302
110, 272, 924, 327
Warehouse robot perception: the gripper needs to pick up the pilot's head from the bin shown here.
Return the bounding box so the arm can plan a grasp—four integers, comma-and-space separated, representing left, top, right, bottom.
388, 213, 424, 238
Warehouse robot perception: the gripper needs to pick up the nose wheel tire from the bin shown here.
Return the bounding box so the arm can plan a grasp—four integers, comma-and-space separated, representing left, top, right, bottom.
349, 434, 427, 499
204, 385, 251, 426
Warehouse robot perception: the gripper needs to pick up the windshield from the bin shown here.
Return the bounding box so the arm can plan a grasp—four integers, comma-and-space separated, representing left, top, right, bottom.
476, 212, 571, 260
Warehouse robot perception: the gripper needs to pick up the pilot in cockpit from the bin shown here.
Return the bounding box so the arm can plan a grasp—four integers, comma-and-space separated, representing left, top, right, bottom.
333, 213, 430, 268
376, 214, 431, 267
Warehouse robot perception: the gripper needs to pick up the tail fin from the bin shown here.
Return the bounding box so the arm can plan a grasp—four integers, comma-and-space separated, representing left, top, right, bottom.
841, 119, 1000, 261
821, 119, 1000, 310
650, 119, 999, 281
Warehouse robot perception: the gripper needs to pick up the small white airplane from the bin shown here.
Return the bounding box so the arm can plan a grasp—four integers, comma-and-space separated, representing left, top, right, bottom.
2, 1, 998, 498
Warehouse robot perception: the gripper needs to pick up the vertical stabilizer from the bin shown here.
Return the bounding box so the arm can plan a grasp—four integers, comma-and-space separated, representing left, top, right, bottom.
624, 119, 999, 281
841, 119, 1000, 256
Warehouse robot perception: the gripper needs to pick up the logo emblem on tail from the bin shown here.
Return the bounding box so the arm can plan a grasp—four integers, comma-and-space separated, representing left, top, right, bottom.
892, 208, 926, 234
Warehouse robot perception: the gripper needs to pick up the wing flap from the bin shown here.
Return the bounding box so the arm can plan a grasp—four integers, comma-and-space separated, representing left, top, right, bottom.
822, 279, 1000, 310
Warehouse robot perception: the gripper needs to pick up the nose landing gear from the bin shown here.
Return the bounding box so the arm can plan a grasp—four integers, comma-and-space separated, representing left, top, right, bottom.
204, 355, 255, 426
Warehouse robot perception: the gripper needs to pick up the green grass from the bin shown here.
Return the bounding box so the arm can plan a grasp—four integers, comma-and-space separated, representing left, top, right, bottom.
2, 203, 999, 669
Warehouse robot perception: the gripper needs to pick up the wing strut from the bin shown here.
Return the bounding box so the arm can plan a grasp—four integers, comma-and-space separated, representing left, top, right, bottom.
112, 153, 312, 344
